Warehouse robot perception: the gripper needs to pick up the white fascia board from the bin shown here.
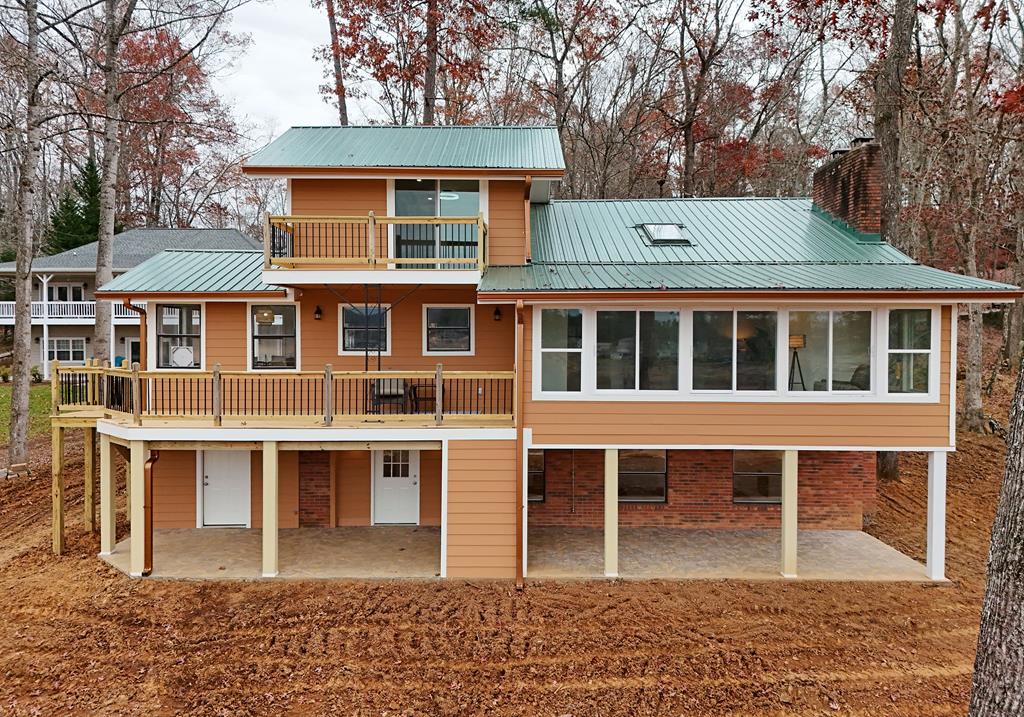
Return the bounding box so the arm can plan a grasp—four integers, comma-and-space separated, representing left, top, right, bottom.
96, 420, 514, 443
525, 440, 954, 452
262, 270, 481, 286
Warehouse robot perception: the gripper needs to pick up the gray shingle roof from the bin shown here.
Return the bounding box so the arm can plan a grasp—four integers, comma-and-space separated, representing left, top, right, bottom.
0, 228, 260, 273
97, 250, 283, 294
244, 126, 565, 170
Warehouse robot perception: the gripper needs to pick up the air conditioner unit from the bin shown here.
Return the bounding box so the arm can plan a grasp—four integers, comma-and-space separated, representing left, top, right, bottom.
169, 345, 195, 368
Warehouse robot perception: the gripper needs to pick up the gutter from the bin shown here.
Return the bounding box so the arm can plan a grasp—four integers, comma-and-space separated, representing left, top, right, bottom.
143, 450, 160, 577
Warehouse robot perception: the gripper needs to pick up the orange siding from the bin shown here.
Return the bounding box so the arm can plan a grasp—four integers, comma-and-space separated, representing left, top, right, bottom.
420, 450, 442, 526
446, 440, 518, 578
488, 180, 527, 265
523, 306, 954, 448
204, 302, 247, 370
152, 450, 197, 528
251, 450, 300, 528
291, 178, 387, 216
336, 451, 371, 526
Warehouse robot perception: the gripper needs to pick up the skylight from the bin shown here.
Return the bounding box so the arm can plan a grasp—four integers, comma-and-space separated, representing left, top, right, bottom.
640, 223, 692, 245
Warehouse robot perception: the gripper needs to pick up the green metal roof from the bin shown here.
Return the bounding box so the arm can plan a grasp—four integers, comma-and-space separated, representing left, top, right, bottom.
245, 126, 565, 170
478, 197, 1019, 295
97, 250, 283, 294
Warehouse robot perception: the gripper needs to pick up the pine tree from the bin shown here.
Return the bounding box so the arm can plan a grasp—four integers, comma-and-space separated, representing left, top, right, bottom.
75, 157, 101, 241
44, 158, 103, 254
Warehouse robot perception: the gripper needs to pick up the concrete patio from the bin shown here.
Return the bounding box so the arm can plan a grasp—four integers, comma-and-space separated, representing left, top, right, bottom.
527, 527, 930, 581
102, 526, 441, 579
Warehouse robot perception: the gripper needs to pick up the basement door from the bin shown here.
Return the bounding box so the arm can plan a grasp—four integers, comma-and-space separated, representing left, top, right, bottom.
372, 449, 420, 524
201, 450, 250, 527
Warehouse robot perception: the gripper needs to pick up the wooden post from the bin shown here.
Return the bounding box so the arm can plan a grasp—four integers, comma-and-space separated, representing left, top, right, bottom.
477, 212, 486, 270
781, 450, 799, 578
926, 451, 947, 581
262, 440, 279, 577
50, 360, 59, 414
262, 210, 271, 269
99, 432, 116, 555
212, 363, 222, 427
367, 211, 376, 264
128, 441, 146, 576
435, 363, 444, 425
131, 362, 141, 425
51, 426, 65, 555
84, 426, 97, 532
604, 448, 618, 578
323, 364, 333, 426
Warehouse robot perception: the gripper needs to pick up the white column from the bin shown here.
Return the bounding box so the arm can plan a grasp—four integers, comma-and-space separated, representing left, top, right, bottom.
99, 433, 116, 555
40, 274, 50, 378
109, 304, 117, 364
926, 451, 947, 581
262, 440, 279, 577
781, 449, 798, 578
604, 448, 618, 578
128, 440, 146, 576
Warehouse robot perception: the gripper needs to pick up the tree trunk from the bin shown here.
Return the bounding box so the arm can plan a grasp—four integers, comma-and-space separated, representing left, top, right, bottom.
422, 0, 438, 125
9, 0, 42, 468
324, 0, 348, 125
877, 451, 900, 483
968, 354, 1024, 715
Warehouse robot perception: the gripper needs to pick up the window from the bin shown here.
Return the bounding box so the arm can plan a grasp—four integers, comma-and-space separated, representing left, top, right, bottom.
527, 449, 545, 502
394, 179, 480, 266
888, 309, 931, 393
733, 451, 782, 503
540, 309, 582, 392
693, 310, 777, 391
48, 337, 86, 364
46, 283, 84, 302
424, 305, 473, 354
640, 224, 692, 245
788, 311, 872, 392
596, 310, 679, 390
340, 305, 390, 355
251, 305, 297, 369
618, 449, 668, 503
156, 304, 201, 368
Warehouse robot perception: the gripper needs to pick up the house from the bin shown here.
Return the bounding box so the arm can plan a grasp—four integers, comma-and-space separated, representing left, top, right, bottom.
0, 228, 259, 375
48, 127, 1020, 583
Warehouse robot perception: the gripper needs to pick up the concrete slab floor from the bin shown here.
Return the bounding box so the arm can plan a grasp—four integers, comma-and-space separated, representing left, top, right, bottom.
527, 527, 931, 582
101, 526, 441, 580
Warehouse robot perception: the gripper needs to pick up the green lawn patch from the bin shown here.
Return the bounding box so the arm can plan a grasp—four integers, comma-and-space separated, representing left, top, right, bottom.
0, 384, 52, 440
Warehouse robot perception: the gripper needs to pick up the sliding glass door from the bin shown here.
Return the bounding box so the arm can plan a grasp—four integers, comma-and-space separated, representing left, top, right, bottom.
394, 179, 479, 268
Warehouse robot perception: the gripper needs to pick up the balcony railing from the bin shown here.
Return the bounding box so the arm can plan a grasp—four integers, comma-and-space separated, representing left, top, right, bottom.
0, 301, 145, 321
263, 212, 487, 270
52, 362, 515, 427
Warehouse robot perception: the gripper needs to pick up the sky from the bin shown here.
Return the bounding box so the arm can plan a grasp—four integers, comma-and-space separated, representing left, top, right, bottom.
212, 0, 341, 140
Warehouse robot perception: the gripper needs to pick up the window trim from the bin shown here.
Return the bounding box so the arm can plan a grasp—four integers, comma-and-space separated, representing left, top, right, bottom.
47, 336, 87, 365
422, 304, 475, 356
618, 448, 669, 504
338, 303, 392, 357
884, 308, 939, 396
153, 303, 204, 370
527, 449, 545, 503
246, 301, 301, 371
537, 307, 585, 395
732, 450, 783, 504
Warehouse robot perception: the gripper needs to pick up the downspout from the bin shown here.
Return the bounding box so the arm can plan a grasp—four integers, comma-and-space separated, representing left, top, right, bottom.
122, 299, 147, 369
514, 299, 525, 588
523, 177, 533, 264
143, 450, 160, 576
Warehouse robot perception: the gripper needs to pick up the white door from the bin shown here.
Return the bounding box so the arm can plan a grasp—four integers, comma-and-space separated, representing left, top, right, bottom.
373, 449, 420, 524
202, 450, 250, 526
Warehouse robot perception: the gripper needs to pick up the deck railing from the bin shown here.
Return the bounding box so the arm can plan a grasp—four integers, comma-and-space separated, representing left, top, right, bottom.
0, 301, 144, 321
52, 361, 514, 427
264, 212, 487, 270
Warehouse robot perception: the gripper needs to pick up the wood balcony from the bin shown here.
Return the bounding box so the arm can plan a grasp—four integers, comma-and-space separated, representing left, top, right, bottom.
51, 362, 515, 429
263, 212, 487, 272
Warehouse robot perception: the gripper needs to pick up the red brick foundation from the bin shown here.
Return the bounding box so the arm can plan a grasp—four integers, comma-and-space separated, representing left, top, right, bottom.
298, 452, 331, 527
528, 449, 876, 530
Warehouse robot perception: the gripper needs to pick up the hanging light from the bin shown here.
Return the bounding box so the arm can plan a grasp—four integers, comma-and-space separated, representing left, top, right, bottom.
254, 307, 276, 325
314, 305, 323, 321
493, 307, 502, 322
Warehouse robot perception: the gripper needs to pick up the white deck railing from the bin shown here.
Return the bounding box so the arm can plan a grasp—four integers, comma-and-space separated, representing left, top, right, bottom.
0, 301, 145, 320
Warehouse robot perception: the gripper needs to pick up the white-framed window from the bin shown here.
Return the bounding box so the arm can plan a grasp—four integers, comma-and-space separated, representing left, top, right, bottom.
48, 337, 86, 364
156, 304, 202, 369
46, 283, 85, 302
423, 304, 474, 355
596, 309, 679, 391
250, 304, 298, 370
786, 310, 873, 393
886, 308, 933, 394
692, 310, 777, 392
539, 308, 583, 392
339, 304, 391, 356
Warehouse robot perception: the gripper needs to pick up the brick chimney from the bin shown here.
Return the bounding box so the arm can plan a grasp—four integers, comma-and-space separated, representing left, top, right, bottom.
811, 138, 881, 237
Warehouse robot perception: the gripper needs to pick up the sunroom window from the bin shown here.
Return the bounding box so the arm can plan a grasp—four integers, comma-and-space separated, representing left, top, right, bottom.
693, 310, 776, 391
540, 309, 582, 392
596, 310, 679, 390
787, 311, 872, 392
157, 304, 201, 369
888, 309, 931, 393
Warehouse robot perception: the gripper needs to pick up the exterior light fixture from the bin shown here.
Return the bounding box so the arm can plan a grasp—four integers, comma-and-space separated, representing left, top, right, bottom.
493, 307, 502, 321
314, 305, 323, 321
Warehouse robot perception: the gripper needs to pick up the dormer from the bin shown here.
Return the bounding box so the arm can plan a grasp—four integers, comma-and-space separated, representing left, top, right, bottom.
241, 126, 565, 285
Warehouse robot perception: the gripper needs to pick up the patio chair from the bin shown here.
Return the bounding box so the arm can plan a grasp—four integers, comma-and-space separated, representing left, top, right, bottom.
370, 378, 408, 414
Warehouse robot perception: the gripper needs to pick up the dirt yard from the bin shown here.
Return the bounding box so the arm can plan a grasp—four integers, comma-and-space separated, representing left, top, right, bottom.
0, 370, 1012, 715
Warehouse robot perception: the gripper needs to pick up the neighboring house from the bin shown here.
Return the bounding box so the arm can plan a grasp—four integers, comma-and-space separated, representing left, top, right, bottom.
49, 127, 1020, 585
0, 228, 259, 375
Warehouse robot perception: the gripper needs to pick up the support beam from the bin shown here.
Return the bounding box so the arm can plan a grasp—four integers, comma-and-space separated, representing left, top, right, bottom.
604, 448, 618, 578
99, 432, 116, 555
262, 441, 279, 577
926, 451, 947, 581
51, 427, 65, 554
781, 449, 798, 578
83, 427, 97, 532
128, 441, 146, 576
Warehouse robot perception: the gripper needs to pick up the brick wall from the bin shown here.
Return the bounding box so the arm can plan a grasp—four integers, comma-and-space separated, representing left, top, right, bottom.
528, 449, 876, 530
811, 141, 881, 236
298, 452, 332, 527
